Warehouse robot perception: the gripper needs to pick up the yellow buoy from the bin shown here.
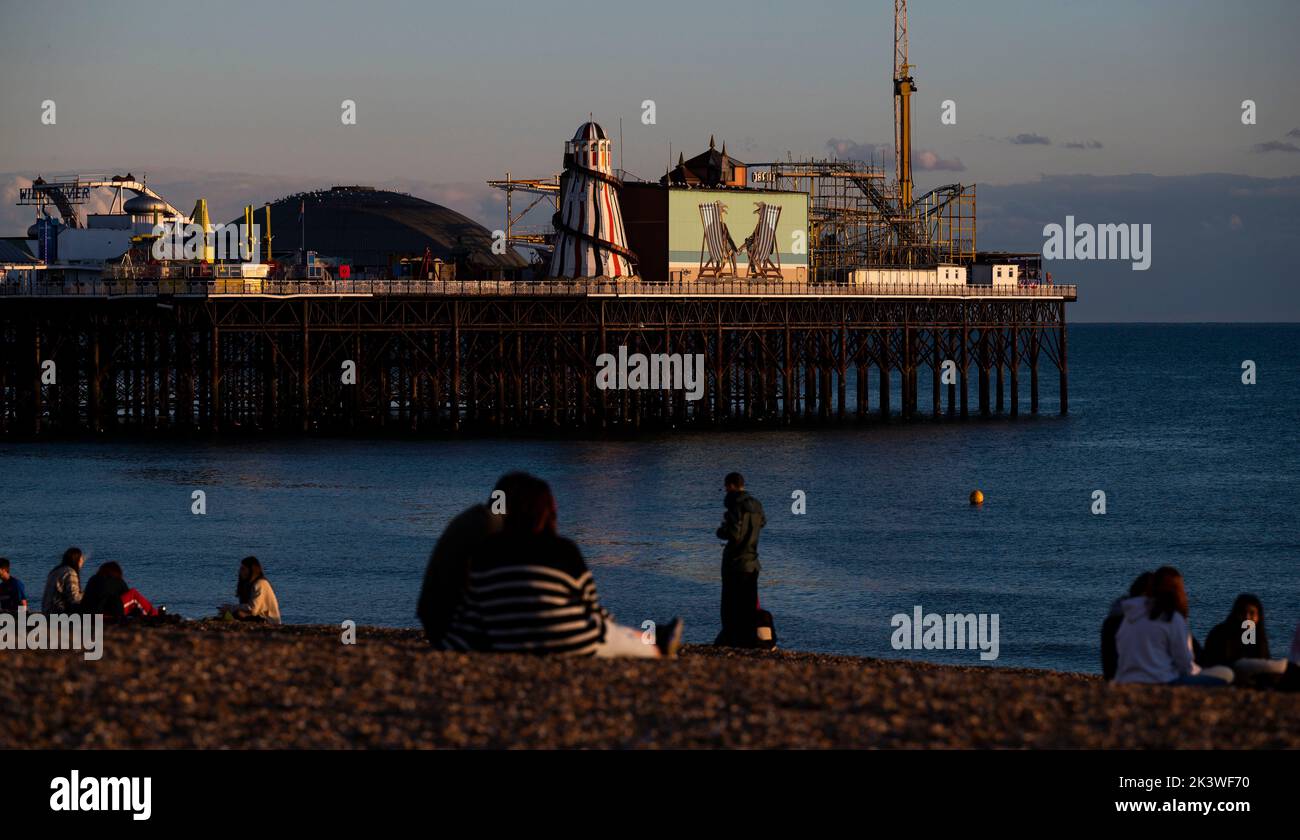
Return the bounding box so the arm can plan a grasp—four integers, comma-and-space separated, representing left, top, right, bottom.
969, 489, 984, 506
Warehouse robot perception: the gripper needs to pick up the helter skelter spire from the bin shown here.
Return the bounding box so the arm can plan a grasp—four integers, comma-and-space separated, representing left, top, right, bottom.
548, 120, 634, 279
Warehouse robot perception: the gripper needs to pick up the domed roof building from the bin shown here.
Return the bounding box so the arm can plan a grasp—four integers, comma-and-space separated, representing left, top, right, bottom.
237, 186, 525, 276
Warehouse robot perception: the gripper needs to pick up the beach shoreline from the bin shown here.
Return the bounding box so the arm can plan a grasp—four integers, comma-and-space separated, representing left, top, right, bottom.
3, 621, 1297, 749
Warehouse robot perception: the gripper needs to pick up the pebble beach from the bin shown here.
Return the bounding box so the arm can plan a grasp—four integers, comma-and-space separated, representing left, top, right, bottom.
4, 622, 1298, 749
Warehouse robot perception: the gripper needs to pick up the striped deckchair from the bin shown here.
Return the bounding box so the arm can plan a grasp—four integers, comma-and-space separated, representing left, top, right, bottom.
698, 201, 737, 278
743, 202, 783, 279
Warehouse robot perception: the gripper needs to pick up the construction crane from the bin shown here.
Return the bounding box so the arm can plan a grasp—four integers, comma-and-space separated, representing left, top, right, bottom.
893, 0, 916, 210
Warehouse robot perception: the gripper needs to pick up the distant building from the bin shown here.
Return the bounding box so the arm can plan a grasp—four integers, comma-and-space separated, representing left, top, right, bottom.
661, 136, 748, 188
237, 186, 526, 278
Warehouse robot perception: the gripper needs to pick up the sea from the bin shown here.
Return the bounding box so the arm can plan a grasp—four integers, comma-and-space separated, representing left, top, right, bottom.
2, 324, 1297, 674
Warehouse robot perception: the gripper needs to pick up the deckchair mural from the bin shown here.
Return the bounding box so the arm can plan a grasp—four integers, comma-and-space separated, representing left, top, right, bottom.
698, 201, 738, 278
743, 202, 783, 279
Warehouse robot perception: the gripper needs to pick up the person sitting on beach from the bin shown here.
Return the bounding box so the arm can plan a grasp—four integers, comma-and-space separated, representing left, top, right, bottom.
1202, 593, 1288, 682
438, 473, 682, 658
41, 547, 85, 614
0, 558, 28, 612
216, 556, 281, 624
1113, 566, 1233, 687
1101, 571, 1152, 680
80, 561, 158, 619
417, 473, 531, 646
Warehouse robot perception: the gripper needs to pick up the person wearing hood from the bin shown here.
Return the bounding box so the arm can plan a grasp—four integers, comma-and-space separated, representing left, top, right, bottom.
1101, 571, 1152, 680
41, 547, 85, 614
1113, 566, 1233, 686
714, 472, 767, 647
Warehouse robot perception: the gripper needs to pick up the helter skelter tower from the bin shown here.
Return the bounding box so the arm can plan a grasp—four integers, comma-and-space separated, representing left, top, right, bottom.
548, 120, 634, 279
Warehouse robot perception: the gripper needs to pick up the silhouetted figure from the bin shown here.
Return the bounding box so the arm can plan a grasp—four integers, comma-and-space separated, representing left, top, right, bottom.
417, 473, 532, 646
439, 473, 681, 658
714, 472, 767, 648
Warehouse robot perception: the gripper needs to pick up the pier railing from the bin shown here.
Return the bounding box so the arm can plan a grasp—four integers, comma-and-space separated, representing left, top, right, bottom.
0, 275, 1076, 300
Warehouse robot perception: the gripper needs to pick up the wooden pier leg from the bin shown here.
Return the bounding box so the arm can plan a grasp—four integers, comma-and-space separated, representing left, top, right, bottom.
1030, 328, 1040, 415
837, 324, 847, 421
878, 333, 891, 421
452, 301, 461, 431
932, 329, 941, 417
300, 302, 310, 433
31, 323, 42, 435
978, 330, 990, 418
910, 331, 919, 418
783, 324, 794, 423
158, 323, 171, 430
804, 336, 816, 421
1058, 302, 1069, 415
145, 328, 156, 428
995, 330, 1005, 414
210, 324, 221, 433
1010, 325, 1020, 417
856, 356, 867, 420
959, 325, 969, 419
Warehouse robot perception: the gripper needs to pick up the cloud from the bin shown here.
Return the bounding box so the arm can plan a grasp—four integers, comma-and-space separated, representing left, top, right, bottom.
1008, 133, 1051, 146
914, 150, 966, 172
1288, 128, 1300, 138
1254, 140, 1300, 153
1062, 140, 1104, 150
825, 138, 889, 162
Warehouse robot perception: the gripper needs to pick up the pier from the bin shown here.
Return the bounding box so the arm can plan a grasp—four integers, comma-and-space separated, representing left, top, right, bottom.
0, 279, 1074, 436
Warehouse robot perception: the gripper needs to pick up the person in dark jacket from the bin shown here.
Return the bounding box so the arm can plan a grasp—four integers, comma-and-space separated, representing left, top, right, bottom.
41, 547, 85, 614
1101, 571, 1152, 680
714, 472, 767, 647
1202, 593, 1270, 668
80, 561, 157, 618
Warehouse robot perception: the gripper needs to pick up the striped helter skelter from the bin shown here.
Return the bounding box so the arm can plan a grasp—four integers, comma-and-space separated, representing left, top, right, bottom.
548, 121, 634, 279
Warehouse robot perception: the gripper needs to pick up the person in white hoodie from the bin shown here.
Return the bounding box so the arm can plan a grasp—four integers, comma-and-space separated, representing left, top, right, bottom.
216, 556, 281, 624
1113, 566, 1233, 687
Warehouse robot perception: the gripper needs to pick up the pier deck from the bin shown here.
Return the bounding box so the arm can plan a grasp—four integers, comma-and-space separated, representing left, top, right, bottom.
0, 279, 1072, 435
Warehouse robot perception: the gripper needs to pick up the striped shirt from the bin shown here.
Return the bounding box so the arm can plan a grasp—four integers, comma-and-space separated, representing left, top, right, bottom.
439, 532, 609, 656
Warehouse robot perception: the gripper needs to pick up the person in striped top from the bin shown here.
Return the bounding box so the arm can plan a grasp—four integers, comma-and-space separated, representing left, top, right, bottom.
439, 474, 681, 658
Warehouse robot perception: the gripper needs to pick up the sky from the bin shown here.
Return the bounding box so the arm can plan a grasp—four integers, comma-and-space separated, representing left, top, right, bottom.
1, 0, 1298, 320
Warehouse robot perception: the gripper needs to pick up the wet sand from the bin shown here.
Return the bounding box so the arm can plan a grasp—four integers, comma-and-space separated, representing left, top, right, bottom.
3, 622, 1297, 748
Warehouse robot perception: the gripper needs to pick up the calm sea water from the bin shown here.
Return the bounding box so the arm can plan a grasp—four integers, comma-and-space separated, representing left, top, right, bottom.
2, 324, 1297, 673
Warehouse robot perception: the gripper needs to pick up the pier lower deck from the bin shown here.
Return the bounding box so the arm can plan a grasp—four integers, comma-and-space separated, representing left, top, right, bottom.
0, 284, 1071, 435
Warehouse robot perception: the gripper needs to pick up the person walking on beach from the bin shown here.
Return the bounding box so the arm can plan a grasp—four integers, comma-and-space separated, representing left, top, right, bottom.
714, 472, 767, 648
216, 556, 282, 624
417, 472, 530, 646
0, 558, 27, 612
438, 473, 682, 658
41, 547, 85, 614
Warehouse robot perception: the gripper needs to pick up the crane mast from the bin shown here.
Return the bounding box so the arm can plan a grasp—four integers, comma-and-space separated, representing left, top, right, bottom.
893, 0, 915, 210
